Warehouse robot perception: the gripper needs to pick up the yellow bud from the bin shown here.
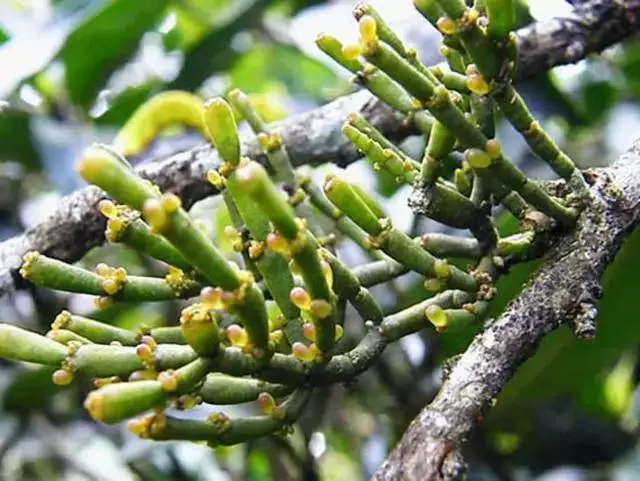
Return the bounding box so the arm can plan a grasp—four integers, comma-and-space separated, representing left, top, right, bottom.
342, 43, 363, 60
289, 287, 312, 311
425, 305, 448, 332
102, 278, 120, 296
335, 324, 344, 341
434, 259, 451, 279
52, 369, 74, 386
359, 15, 378, 43
292, 342, 315, 362
207, 170, 225, 189
98, 199, 118, 218
95, 262, 111, 277
424, 278, 442, 292
226, 324, 248, 347
321, 260, 334, 289
158, 370, 178, 392
302, 322, 316, 342
467, 74, 490, 95
485, 139, 502, 158
309, 299, 332, 319
201, 286, 225, 309
464, 148, 493, 169
142, 198, 168, 232
436, 17, 456, 35
256, 392, 276, 415
161, 193, 181, 213
266, 231, 290, 256
136, 343, 154, 363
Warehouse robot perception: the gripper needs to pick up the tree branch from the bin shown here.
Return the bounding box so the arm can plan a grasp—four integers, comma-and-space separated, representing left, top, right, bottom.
372, 140, 640, 480
0, 0, 637, 298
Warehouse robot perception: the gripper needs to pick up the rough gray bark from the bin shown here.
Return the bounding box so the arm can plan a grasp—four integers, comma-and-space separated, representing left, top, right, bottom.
0, 0, 635, 297
372, 142, 640, 480
516, 0, 640, 77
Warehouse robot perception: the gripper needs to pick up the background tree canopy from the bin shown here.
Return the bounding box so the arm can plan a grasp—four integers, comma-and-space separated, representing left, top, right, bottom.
1, 0, 640, 480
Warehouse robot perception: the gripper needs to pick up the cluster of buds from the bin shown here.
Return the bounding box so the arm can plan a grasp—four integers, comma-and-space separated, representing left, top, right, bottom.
0, 0, 585, 448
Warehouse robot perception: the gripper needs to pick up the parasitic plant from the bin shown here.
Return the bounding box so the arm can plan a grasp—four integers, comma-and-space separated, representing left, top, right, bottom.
2, 0, 587, 447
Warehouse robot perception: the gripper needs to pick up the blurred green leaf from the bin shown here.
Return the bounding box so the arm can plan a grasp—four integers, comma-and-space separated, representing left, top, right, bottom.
0, 28, 8, 46
95, 83, 155, 126
60, 0, 169, 109
0, 110, 40, 169
581, 81, 619, 122
229, 41, 346, 101
3, 365, 59, 414
170, 0, 271, 91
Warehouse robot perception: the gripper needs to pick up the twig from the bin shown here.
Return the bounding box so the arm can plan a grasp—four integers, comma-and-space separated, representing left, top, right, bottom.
0, 0, 635, 298
372, 140, 640, 480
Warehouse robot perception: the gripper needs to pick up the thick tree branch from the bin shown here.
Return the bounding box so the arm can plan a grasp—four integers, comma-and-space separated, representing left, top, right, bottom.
372, 140, 640, 480
0, 0, 638, 297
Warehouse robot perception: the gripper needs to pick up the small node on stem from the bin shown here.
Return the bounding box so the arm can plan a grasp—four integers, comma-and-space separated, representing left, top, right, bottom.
289, 287, 312, 311
256, 392, 276, 415
207, 170, 225, 189
436, 17, 457, 35
292, 342, 315, 362
160, 193, 181, 213
425, 304, 448, 332
142, 198, 168, 233
52, 368, 74, 386
424, 278, 443, 292
464, 148, 493, 169
158, 370, 179, 392
98, 199, 117, 219
309, 299, 333, 320
359, 15, 378, 43
303, 322, 316, 342
342, 43, 363, 60
434, 259, 451, 279
485, 139, 502, 158
335, 324, 344, 341
226, 324, 249, 347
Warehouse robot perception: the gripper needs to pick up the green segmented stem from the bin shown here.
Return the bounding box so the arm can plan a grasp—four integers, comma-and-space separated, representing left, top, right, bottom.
343, 124, 416, 184
86, 358, 209, 424
228, 89, 297, 185
117, 218, 191, 271
203, 98, 241, 166
421, 120, 455, 182
322, 251, 384, 325
325, 176, 477, 292
20, 253, 196, 301
381, 290, 471, 340
52, 312, 138, 345
235, 161, 336, 358
421, 233, 481, 258
485, 0, 515, 39
491, 83, 580, 182
199, 373, 294, 404
69, 343, 196, 378
315, 34, 416, 114
0, 324, 68, 365
147, 389, 310, 445
148, 327, 186, 345
413, 0, 446, 25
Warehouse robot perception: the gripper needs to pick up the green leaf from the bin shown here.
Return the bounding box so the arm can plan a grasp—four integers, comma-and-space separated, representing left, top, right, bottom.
60, 0, 169, 109
0, 110, 41, 170
229, 41, 347, 101
3, 366, 59, 414
170, 0, 272, 91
